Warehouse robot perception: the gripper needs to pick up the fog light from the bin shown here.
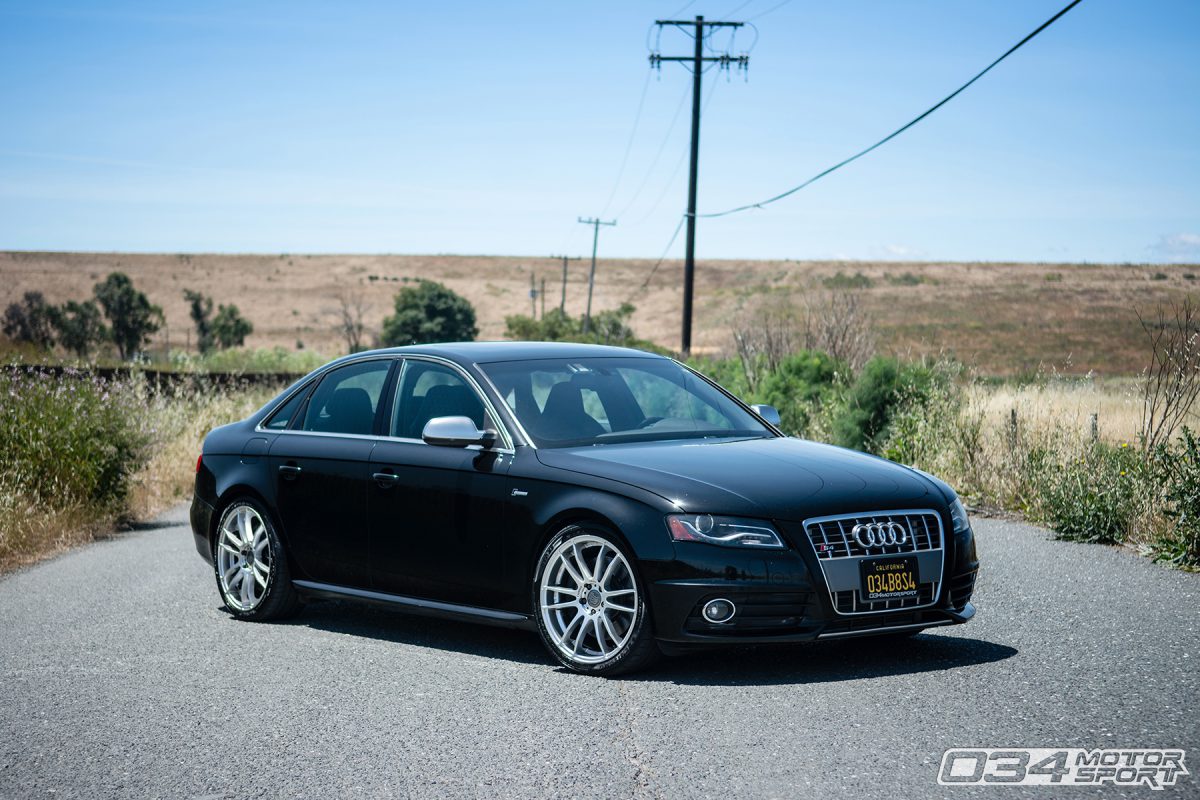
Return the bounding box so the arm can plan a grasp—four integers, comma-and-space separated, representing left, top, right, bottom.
702, 598, 736, 623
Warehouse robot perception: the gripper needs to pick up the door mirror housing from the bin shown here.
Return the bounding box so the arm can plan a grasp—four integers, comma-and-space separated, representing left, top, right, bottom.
422, 416, 498, 448
750, 404, 782, 428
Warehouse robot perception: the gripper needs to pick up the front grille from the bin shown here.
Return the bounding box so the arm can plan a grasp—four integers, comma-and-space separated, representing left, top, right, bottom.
947, 570, 977, 610
800, 509, 946, 616
805, 510, 942, 559
834, 581, 937, 613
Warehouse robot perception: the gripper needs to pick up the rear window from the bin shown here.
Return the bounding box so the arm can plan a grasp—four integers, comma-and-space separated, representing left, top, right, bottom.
301, 360, 392, 436
263, 385, 309, 430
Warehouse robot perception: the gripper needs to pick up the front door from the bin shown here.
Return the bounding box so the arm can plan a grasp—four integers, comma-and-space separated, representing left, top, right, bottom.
368, 359, 513, 607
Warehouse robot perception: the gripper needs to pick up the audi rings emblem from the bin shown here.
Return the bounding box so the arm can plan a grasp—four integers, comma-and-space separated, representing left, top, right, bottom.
851, 521, 908, 548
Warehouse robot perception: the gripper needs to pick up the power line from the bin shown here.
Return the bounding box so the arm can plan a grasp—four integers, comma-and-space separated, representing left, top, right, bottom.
626, 71, 722, 226
624, 214, 687, 305
746, 0, 793, 23
599, 69, 654, 217
611, 82, 691, 221
699, 0, 1084, 218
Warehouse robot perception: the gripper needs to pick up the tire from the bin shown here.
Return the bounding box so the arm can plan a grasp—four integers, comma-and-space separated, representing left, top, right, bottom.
212, 498, 302, 621
533, 524, 660, 676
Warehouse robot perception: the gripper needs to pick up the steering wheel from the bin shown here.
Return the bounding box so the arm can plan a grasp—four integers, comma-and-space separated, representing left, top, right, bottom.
635, 416, 665, 430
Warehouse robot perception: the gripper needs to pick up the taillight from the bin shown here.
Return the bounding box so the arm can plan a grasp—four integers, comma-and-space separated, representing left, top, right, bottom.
195, 454, 203, 473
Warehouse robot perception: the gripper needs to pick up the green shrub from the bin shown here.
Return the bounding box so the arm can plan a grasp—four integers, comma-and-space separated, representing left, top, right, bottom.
504, 304, 668, 353
0, 368, 154, 510
823, 271, 873, 290
1152, 428, 1200, 567
832, 356, 947, 453
686, 356, 752, 402
758, 350, 841, 436
1028, 442, 1147, 544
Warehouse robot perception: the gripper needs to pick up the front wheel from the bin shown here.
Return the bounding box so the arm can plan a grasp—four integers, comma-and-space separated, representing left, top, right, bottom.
534, 525, 659, 676
213, 498, 301, 621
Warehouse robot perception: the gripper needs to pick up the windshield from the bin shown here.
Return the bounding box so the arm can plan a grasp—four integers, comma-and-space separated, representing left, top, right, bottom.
480, 357, 773, 448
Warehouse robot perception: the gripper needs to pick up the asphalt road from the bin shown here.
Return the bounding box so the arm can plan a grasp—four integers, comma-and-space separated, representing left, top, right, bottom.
1, 506, 1197, 799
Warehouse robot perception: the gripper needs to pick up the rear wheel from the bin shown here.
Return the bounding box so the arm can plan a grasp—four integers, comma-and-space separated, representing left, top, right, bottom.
534, 525, 659, 676
213, 498, 301, 621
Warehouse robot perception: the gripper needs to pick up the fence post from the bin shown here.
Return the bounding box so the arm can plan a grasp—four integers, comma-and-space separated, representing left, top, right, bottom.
1090, 413, 1099, 444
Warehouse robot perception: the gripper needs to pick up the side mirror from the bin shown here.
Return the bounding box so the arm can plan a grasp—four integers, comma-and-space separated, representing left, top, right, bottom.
422, 416, 498, 448
750, 404, 782, 428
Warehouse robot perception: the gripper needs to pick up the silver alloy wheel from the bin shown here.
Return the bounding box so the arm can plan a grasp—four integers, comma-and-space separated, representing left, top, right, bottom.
216, 505, 272, 612
539, 534, 639, 665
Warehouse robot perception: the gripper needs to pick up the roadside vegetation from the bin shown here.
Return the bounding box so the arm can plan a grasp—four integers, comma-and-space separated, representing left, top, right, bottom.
686, 295, 1200, 569
0, 367, 276, 573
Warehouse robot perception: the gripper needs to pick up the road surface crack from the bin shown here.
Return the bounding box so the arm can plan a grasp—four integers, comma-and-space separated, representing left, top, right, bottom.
617, 682, 661, 800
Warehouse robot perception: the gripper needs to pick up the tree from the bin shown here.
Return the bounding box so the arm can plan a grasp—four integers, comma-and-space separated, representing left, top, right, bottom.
52, 300, 107, 358
183, 289, 214, 353
334, 288, 369, 353
380, 280, 477, 346
2, 291, 56, 348
211, 304, 253, 349
93, 273, 162, 360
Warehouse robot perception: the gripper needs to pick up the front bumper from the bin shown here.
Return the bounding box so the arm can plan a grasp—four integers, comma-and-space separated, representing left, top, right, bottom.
645, 522, 979, 644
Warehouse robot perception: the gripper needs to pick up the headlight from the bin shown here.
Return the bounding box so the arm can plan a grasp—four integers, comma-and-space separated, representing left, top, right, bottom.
950, 497, 971, 533
666, 514, 785, 549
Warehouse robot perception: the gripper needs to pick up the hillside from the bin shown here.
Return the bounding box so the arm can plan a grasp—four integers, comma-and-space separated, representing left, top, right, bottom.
1, 251, 1195, 375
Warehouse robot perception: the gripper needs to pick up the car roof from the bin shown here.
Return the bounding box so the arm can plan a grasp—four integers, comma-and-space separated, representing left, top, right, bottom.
346, 341, 668, 365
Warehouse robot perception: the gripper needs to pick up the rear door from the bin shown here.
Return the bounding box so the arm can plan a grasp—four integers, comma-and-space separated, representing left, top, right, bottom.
269, 357, 396, 587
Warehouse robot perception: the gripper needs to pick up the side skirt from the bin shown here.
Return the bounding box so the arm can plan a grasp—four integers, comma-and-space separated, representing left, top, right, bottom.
292, 580, 537, 631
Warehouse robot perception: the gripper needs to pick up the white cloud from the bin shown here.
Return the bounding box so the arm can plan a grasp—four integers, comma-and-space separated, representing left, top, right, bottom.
877, 243, 925, 259
1150, 233, 1200, 261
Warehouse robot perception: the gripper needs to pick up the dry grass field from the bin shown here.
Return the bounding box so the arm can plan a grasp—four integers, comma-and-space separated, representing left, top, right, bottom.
2, 251, 1195, 375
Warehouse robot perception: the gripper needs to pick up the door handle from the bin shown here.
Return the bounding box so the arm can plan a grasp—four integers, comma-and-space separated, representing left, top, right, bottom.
373, 471, 401, 488
278, 463, 302, 480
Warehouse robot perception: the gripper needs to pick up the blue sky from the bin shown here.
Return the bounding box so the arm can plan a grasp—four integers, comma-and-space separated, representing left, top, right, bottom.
1, 0, 1197, 263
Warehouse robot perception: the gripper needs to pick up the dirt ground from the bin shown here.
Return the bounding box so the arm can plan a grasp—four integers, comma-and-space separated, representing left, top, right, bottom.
1, 251, 1194, 375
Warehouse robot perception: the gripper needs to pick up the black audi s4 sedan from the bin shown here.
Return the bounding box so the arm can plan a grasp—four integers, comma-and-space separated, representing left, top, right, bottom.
190, 342, 978, 675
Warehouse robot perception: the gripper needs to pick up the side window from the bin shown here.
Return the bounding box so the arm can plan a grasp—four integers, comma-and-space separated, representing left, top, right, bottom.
263, 384, 309, 430
300, 360, 392, 435
391, 361, 490, 439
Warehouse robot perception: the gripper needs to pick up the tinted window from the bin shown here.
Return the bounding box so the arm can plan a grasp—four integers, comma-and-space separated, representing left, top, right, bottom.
391, 361, 489, 439
301, 360, 391, 435
263, 384, 309, 430
481, 357, 771, 447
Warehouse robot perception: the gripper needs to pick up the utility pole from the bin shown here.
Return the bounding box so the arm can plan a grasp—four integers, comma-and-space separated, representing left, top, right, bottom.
650, 15, 748, 355
529, 272, 538, 318
549, 254, 581, 312
540, 277, 546, 319
577, 217, 616, 333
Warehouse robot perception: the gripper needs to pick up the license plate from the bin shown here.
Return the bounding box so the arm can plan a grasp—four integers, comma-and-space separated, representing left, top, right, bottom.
859, 556, 920, 601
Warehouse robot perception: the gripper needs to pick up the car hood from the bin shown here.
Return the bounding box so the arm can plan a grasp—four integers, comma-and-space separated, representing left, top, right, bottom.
535, 436, 942, 521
